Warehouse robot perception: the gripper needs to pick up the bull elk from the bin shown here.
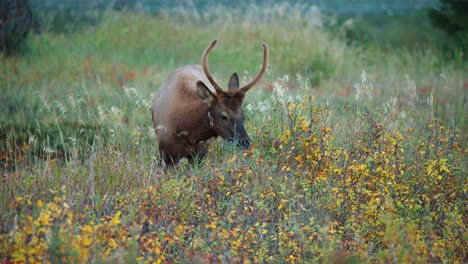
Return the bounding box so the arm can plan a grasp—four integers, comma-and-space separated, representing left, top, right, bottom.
151, 39, 269, 166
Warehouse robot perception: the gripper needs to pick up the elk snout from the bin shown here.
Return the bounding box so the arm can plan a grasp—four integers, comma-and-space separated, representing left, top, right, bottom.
235, 120, 251, 149
238, 136, 251, 149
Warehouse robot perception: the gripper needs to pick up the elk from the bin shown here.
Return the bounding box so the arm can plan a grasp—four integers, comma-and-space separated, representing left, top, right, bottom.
151, 39, 269, 166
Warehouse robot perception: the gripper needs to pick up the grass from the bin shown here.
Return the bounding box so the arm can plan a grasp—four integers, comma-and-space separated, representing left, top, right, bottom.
1, 4, 467, 263
335, 10, 445, 48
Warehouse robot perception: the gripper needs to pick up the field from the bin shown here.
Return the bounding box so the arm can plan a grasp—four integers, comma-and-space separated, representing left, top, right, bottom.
1, 5, 467, 263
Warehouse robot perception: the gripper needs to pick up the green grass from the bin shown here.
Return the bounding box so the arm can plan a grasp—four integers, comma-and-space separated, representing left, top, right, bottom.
1, 5, 467, 263
336, 11, 446, 48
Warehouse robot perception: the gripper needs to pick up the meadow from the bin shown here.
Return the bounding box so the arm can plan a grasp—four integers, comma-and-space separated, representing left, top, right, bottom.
1, 4, 467, 263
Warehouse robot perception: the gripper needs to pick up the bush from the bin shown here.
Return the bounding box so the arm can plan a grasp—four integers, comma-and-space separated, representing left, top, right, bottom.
0, 0, 41, 55
429, 0, 468, 56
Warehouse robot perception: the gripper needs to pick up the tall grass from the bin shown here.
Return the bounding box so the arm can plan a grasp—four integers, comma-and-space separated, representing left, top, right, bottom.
1, 4, 467, 263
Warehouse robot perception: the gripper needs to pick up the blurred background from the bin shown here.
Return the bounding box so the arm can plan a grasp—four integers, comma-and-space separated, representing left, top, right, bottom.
23, 0, 464, 47
4, 0, 467, 53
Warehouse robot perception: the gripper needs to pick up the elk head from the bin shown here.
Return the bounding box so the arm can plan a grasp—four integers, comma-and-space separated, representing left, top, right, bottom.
197, 39, 269, 149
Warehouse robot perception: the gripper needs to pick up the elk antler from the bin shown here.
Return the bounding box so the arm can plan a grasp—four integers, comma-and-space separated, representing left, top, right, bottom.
202, 39, 224, 94
240, 43, 269, 93
202, 40, 269, 94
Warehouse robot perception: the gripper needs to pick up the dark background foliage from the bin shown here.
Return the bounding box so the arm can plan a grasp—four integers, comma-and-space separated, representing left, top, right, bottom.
429, 0, 468, 55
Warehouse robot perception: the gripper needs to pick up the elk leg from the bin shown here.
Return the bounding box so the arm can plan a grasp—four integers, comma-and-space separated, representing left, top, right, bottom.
188, 146, 208, 165
158, 151, 179, 168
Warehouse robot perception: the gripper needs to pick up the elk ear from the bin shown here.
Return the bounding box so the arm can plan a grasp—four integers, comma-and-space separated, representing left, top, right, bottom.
197, 81, 217, 105
228, 73, 240, 90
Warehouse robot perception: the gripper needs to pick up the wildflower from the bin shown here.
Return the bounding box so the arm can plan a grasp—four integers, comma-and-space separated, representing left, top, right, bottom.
111, 211, 121, 226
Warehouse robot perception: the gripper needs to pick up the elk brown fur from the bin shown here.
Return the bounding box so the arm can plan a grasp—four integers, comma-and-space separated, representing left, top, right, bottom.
151, 40, 269, 166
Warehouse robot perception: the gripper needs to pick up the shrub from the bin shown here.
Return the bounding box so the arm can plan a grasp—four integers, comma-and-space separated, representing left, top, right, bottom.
0, 0, 41, 55
429, 0, 468, 56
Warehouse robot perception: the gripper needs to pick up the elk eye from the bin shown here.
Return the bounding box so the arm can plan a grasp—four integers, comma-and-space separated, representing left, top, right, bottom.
221, 113, 229, 121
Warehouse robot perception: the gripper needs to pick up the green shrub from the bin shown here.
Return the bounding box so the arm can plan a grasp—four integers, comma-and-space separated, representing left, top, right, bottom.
429, 0, 468, 56
0, 0, 41, 55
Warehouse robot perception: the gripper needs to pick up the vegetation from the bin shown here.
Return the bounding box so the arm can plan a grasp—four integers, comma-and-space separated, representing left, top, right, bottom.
1, 5, 467, 263
0, 0, 41, 55
429, 0, 468, 56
